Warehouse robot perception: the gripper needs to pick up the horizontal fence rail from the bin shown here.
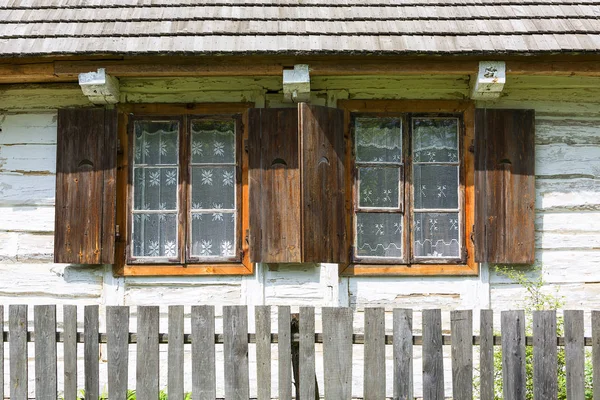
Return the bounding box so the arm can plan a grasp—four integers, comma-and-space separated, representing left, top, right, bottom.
1, 305, 600, 399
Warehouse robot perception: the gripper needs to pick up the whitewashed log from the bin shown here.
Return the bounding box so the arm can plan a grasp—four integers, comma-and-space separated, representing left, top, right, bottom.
0, 172, 55, 206
0, 83, 91, 110
536, 178, 600, 212
0, 206, 55, 232
0, 113, 57, 144
120, 76, 282, 93
537, 232, 600, 250
121, 91, 260, 104
536, 212, 600, 232
312, 75, 469, 90
0, 144, 56, 174
536, 143, 600, 178
536, 119, 600, 146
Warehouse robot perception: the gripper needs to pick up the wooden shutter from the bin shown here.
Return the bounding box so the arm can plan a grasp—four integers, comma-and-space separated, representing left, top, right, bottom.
54, 108, 117, 264
475, 109, 535, 264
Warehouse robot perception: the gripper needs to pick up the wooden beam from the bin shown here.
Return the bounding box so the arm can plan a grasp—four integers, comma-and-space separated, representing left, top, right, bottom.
0, 63, 68, 83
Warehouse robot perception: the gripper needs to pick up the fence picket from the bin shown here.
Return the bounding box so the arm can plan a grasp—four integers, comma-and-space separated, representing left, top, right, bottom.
168, 305, 185, 400
393, 309, 413, 400
84, 305, 99, 400
479, 309, 494, 400
502, 310, 526, 400
564, 310, 584, 400
323, 307, 353, 400
137, 306, 159, 399
192, 305, 216, 400
451, 310, 472, 400
593, 311, 600, 400
63, 305, 77, 400
10, 304, 28, 400
423, 309, 444, 400
255, 306, 272, 400
107, 306, 129, 400
364, 307, 385, 400
224, 305, 249, 400
533, 310, 557, 400
300, 306, 316, 400
34, 305, 57, 400
278, 306, 292, 400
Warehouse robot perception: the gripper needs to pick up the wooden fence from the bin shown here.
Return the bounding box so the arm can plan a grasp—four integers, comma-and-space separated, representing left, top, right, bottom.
1, 305, 600, 400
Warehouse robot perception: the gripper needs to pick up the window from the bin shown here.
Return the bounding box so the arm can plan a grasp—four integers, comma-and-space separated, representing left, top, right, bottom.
115, 104, 252, 275
340, 101, 476, 275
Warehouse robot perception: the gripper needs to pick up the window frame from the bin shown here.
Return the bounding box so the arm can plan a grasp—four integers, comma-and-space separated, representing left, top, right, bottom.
114, 103, 253, 276
339, 100, 477, 276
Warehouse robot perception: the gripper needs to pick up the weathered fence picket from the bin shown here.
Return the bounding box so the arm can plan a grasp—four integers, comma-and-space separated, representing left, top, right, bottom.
3, 305, 600, 399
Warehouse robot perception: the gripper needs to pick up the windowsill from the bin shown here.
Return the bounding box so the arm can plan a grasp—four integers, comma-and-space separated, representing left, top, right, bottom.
116, 262, 253, 276
339, 262, 478, 276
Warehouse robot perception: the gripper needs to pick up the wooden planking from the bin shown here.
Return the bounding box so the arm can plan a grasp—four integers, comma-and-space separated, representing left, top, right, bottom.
9, 305, 28, 400
532, 310, 557, 399
299, 306, 316, 400
393, 308, 413, 400
255, 306, 272, 400
564, 310, 585, 400
84, 305, 99, 400
364, 307, 385, 400
192, 305, 216, 400
223, 305, 250, 400
502, 310, 526, 400
278, 306, 293, 400
422, 309, 444, 400
299, 103, 348, 263
450, 310, 472, 400
137, 306, 160, 399
248, 107, 301, 263
168, 305, 185, 400
479, 310, 494, 400
63, 305, 77, 400
322, 307, 353, 400
475, 108, 536, 264
107, 306, 129, 400
34, 305, 57, 400
593, 311, 600, 400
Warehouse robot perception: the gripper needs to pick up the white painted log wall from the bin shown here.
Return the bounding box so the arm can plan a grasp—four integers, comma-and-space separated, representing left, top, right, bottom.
1, 74, 599, 398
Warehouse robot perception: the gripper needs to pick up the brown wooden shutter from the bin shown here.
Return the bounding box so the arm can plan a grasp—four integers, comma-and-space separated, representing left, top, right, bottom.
54, 108, 117, 264
475, 109, 535, 264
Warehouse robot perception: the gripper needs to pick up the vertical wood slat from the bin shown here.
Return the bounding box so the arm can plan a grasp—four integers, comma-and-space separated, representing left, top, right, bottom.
63, 305, 78, 400
10, 305, 28, 400
107, 306, 129, 400
533, 310, 557, 400
423, 309, 444, 400
192, 305, 216, 400
564, 310, 585, 400
364, 307, 385, 400
0, 305, 3, 400
34, 305, 57, 400
450, 310, 472, 400
323, 307, 353, 400
278, 306, 292, 400
393, 309, 413, 400
84, 305, 99, 400
137, 306, 159, 400
593, 311, 600, 400
255, 306, 272, 400
502, 310, 526, 400
168, 306, 185, 400
479, 310, 494, 400
299, 307, 316, 400
224, 305, 250, 400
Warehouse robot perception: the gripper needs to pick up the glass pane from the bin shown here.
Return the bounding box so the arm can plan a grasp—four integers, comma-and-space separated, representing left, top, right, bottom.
191, 119, 236, 164
133, 167, 178, 211
355, 213, 403, 259
413, 118, 458, 163
413, 165, 459, 209
358, 167, 400, 208
191, 212, 236, 258
355, 117, 402, 163
132, 213, 178, 258
413, 212, 459, 258
191, 166, 235, 210
134, 121, 179, 165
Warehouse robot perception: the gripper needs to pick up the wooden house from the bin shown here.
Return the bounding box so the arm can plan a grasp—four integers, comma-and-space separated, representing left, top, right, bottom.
1, 0, 600, 396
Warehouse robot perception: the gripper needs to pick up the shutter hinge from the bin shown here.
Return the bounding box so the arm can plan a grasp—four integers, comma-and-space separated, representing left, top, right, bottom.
244, 138, 249, 153
470, 224, 475, 244
245, 229, 250, 245
115, 224, 120, 240
469, 139, 475, 154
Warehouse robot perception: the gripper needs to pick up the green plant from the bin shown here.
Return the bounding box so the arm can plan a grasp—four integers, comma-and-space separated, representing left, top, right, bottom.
68, 388, 191, 399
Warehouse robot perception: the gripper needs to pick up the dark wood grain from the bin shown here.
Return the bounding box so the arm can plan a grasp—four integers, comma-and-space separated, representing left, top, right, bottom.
223, 306, 250, 400
565, 310, 585, 400
63, 305, 78, 400
107, 306, 129, 400
84, 305, 99, 400
9, 305, 27, 400
422, 309, 444, 400
255, 306, 272, 400
364, 307, 385, 400
278, 306, 293, 400
475, 108, 535, 264
502, 310, 526, 400
168, 305, 185, 400
533, 310, 557, 400
479, 309, 494, 400
299, 307, 316, 400
450, 310, 472, 400
136, 306, 159, 400
593, 311, 600, 400
34, 305, 57, 400
393, 308, 413, 400
192, 305, 216, 400
323, 307, 353, 400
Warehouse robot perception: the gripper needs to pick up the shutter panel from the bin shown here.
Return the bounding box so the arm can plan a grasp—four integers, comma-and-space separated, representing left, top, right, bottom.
54, 108, 117, 264
299, 103, 348, 263
475, 109, 535, 264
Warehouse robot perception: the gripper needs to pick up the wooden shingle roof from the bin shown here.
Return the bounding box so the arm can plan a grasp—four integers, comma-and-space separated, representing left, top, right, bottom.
1, 0, 600, 56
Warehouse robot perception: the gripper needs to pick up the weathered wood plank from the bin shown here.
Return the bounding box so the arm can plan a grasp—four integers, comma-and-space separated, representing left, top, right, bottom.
533, 310, 557, 400
278, 306, 292, 400
393, 308, 413, 400
63, 305, 77, 400
137, 306, 160, 400
364, 307, 385, 400
450, 310, 472, 400
479, 309, 494, 400
422, 309, 444, 400
323, 307, 353, 400
564, 310, 585, 400
0, 305, 3, 400
502, 310, 526, 400
168, 305, 184, 400
192, 305, 216, 400
299, 306, 316, 400
223, 305, 249, 400
255, 306, 271, 400
34, 305, 57, 400
84, 305, 99, 400
593, 311, 600, 400
10, 305, 28, 400
107, 306, 129, 400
